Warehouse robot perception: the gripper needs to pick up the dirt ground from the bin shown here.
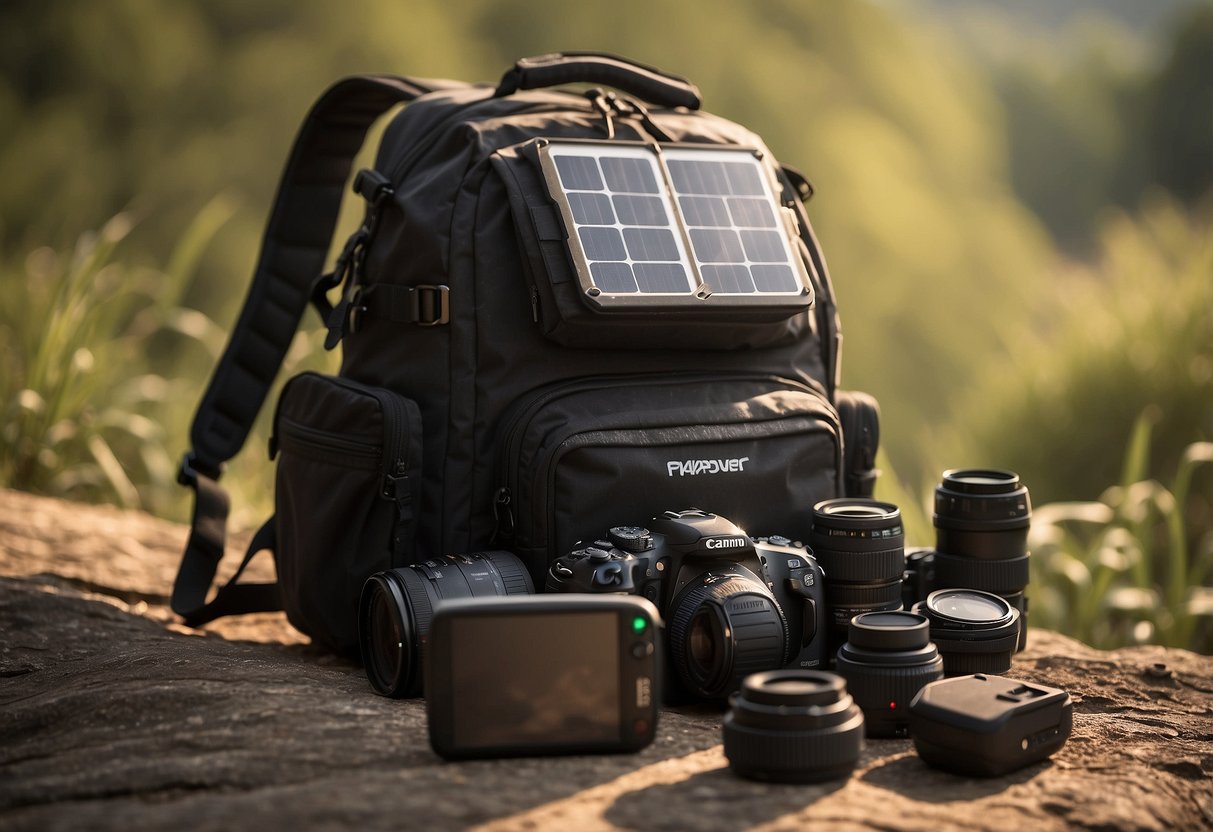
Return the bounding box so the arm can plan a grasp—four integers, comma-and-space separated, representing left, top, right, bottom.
1, 488, 1211, 831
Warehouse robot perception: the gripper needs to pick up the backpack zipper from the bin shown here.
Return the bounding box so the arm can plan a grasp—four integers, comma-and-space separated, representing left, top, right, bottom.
492, 372, 833, 543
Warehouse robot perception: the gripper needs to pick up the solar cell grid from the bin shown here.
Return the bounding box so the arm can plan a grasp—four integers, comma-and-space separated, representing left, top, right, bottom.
544, 143, 807, 300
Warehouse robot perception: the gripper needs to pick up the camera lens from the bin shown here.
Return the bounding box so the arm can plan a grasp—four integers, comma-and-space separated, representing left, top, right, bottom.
723, 670, 865, 783
902, 546, 934, 609
667, 567, 789, 700
833, 611, 944, 738
358, 551, 533, 697
933, 469, 1032, 650
810, 498, 905, 649
934, 469, 1031, 558
914, 589, 1020, 676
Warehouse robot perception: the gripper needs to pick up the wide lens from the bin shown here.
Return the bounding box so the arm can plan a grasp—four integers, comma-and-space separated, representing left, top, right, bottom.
723, 670, 865, 783
915, 589, 1020, 676
810, 498, 905, 649
667, 568, 789, 700
358, 551, 534, 697
833, 611, 944, 737
932, 468, 1032, 651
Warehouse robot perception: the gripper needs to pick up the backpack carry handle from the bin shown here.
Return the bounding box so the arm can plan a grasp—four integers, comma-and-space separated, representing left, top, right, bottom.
495, 51, 701, 110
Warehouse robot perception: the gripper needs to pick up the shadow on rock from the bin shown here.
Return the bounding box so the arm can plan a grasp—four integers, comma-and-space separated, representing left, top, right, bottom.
860, 751, 1049, 802
603, 765, 845, 831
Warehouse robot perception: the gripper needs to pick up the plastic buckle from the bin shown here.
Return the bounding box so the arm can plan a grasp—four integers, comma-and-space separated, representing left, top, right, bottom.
353, 168, 394, 207
177, 451, 223, 488
410, 285, 450, 326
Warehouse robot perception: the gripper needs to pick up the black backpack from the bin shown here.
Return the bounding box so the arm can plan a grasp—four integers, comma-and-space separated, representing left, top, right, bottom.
170, 53, 881, 655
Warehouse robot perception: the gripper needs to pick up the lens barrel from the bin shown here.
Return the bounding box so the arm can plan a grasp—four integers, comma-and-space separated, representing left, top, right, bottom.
810, 499, 905, 650
834, 611, 944, 738
913, 589, 1020, 676
932, 469, 1032, 650
723, 670, 865, 783
667, 568, 789, 700
358, 551, 533, 697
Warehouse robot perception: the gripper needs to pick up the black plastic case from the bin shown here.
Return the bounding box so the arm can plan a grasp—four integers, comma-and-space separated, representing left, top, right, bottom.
908, 674, 1072, 777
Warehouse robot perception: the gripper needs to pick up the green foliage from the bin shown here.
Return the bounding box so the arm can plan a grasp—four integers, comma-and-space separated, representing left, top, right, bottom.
926, 0, 1213, 253
948, 198, 1213, 506
1029, 416, 1213, 651
0, 0, 1056, 488
0, 203, 233, 516
1146, 3, 1213, 205
0, 202, 337, 527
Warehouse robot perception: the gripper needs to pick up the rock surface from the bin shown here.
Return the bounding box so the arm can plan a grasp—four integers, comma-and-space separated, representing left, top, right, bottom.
1, 488, 1211, 831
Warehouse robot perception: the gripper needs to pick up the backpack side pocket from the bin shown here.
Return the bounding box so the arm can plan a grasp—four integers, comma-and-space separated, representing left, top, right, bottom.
271, 372, 422, 654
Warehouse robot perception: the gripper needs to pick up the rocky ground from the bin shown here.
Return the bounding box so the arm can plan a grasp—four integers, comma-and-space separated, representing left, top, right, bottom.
1, 488, 1211, 831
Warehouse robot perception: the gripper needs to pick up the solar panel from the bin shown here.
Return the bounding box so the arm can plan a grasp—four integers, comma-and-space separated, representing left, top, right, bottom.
539, 141, 813, 311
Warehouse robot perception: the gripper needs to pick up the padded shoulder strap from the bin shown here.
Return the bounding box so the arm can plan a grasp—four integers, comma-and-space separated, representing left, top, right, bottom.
172, 74, 440, 626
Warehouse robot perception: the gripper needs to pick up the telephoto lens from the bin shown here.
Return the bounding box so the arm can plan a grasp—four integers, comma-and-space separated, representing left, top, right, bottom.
810, 499, 905, 650
722, 670, 865, 783
358, 551, 534, 698
912, 589, 1020, 676
932, 469, 1031, 650
833, 611, 944, 738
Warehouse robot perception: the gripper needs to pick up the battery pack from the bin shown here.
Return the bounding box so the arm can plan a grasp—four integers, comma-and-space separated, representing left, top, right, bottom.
909, 674, 1072, 777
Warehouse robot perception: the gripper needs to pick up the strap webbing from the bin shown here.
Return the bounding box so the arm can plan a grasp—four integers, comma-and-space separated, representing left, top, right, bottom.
171, 74, 440, 626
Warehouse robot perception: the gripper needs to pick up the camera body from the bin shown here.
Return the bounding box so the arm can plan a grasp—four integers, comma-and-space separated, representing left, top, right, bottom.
546, 509, 828, 700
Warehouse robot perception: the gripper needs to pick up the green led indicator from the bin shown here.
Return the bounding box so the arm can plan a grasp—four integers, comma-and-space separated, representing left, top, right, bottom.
632, 616, 648, 634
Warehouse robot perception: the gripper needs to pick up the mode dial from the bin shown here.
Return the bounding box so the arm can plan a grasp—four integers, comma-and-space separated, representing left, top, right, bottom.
608, 525, 654, 553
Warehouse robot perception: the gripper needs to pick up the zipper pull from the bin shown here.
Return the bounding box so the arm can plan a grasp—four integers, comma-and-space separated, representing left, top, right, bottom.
386, 463, 412, 509
529, 286, 540, 323
492, 487, 515, 543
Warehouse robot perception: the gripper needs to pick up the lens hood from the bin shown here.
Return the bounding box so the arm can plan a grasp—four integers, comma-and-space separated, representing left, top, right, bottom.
667, 569, 789, 700
723, 670, 865, 783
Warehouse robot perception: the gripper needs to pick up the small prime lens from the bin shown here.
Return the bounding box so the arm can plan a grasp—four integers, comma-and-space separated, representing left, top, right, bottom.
932, 469, 1032, 651
810, 499, 905, 650
834, 611, 944, 738
723, 670, 865, 783
667, 567, 789, 700
914, 589, 1020, 676
358, 551, 533, 697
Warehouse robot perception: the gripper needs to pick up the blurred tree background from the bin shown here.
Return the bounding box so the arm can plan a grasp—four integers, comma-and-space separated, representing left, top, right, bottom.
1, 0, 1210, 649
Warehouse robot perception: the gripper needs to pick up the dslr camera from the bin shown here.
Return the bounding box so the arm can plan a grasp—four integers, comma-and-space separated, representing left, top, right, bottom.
546, 509, 828, 701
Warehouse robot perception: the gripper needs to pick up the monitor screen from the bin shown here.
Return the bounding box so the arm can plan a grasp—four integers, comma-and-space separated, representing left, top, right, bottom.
448, 611, 621, 748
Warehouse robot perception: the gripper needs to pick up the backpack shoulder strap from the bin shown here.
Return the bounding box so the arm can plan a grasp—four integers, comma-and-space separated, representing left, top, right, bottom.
172, 74, 445, 627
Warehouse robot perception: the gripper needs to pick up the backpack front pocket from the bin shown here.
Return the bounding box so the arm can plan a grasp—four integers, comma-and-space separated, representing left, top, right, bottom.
271, 372, 422, 654
494, 373, 842, 579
